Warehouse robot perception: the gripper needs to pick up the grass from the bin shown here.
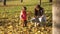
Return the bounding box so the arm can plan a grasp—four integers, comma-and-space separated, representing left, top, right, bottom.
0, 0, 52, 34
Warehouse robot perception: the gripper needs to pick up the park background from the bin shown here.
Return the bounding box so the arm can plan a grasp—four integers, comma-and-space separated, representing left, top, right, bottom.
0, 0, 52, 34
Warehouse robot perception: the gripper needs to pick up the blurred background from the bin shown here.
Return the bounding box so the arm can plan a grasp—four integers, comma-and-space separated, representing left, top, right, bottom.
0, 0, 52, 34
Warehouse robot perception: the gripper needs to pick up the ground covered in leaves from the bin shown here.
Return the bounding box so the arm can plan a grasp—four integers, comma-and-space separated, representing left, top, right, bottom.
0, 0, 52, 34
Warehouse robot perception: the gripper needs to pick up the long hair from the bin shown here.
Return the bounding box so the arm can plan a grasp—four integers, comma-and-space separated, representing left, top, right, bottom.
36, 4, 41, 9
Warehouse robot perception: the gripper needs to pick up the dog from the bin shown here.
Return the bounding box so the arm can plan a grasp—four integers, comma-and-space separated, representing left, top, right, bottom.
31, 15, 46, 27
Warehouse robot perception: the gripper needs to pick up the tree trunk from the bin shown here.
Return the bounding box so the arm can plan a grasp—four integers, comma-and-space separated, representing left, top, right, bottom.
52, 0, 60, 34
21, 0, 23, 3
49, 0, 52, 2
4, 0, 6, 5
40, 0, 41, 5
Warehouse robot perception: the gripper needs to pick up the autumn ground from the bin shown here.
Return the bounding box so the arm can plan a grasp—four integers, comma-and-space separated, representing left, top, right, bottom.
0, 0, 52, 34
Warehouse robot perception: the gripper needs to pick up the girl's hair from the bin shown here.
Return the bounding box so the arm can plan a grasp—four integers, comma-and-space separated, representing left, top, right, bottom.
23, 6, 27, 10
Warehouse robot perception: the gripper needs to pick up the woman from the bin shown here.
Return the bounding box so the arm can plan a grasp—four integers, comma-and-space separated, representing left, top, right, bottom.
34, 4, 44, 18
32, 4, 46, 27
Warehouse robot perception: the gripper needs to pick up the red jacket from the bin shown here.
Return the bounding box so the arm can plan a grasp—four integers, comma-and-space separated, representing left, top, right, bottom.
20, 10, 27, 20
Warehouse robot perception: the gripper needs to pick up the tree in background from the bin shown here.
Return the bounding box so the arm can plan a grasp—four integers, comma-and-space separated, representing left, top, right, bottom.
21, 0, 23, 3
40, 0, 41, 5
52, 0, 60, 34
4, 0, 6, 5
49, 0, 52, 2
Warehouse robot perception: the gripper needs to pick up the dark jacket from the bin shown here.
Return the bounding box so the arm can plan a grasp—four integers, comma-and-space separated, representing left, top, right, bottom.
34, 7, 44, 16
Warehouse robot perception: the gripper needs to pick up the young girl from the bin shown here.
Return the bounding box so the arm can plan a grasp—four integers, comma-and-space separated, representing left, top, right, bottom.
20, 6, 27, 27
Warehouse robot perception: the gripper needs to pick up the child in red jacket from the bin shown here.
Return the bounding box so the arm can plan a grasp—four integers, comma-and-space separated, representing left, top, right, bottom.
20, 6, 27, 27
